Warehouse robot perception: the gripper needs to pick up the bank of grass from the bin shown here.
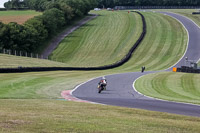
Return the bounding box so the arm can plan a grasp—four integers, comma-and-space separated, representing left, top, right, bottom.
156, 9, 200, 65
135, 72, 200, 104
0, 10, 42, 24
50, 10, 143, 67
50, 11, 187, 71
1, 99, 200, 133
0, 54, 68, 68
116, 11, 187, 71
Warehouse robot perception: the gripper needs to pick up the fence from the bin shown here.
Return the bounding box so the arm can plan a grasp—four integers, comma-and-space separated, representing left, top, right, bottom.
0, 48, 43, 59
115, 6, 200, 10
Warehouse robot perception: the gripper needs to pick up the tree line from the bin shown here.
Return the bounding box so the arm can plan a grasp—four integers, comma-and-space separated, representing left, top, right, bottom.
96, 0, 200, 8
1, 0, 97, 53
1, 0, 199, 53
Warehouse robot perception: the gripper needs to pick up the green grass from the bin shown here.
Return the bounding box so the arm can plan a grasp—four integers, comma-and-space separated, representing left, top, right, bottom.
114, 11, 187, 71
1, 99, 200, 133
50, 11, 187, 71
0, 71, 110, 99
135, 72, 200, 104
155, 9, 200, 27
50, 10, 143, 67
0, 54, 68, 68
0, 10, 193, 132
155, 9, 200, 65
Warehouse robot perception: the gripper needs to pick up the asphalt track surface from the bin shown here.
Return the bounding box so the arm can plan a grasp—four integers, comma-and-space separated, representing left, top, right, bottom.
72, 12, 200, 117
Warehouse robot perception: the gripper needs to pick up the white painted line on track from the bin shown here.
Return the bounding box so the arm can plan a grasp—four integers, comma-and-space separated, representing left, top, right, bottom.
160, 12, 190, 70
165, 11, 200, 63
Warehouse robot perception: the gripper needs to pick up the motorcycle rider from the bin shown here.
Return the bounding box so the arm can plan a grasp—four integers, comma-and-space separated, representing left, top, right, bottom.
98, 77, 107, 90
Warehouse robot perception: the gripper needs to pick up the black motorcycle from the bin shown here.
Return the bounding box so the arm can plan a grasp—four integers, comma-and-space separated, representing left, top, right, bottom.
98, 84, 106, 93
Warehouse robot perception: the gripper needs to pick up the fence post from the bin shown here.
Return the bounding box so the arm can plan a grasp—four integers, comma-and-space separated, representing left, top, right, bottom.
20, 51, 22, 56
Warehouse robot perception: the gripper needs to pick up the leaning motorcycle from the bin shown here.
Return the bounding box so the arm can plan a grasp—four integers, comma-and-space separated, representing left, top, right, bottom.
98, 84, 106, 93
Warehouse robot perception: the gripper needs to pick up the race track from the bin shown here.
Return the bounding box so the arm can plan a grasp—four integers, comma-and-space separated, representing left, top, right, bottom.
72, 12, 200, 117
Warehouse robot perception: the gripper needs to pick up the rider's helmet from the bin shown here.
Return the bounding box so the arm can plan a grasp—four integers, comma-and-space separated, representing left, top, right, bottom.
102, 76, 106, 80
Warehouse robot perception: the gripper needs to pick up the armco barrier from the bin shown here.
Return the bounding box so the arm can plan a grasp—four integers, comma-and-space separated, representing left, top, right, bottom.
176, 66, 200, 73
0, 11, 146, 73
192, 12, 200, 14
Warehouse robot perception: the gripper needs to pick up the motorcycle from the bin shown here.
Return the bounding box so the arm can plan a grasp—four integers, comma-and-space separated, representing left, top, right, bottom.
98, 84, 106, 93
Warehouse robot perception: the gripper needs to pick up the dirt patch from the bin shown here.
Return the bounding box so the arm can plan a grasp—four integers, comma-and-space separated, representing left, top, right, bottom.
0, 15, 38, 24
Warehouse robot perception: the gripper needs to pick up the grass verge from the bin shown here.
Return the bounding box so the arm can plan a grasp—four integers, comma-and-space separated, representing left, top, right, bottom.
1, 99, 200, 133
0, 54, 68, 68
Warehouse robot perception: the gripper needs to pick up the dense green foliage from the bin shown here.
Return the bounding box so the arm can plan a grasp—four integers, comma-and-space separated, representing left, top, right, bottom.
97, 0, 200, 8
5, 0, 200, 9
1, 0, 97, 53
4, 0, 27, 9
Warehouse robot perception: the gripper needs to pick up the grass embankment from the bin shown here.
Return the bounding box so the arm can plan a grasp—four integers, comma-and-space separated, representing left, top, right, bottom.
135, 72, 200, 105
115, 11, 187, 71
50, 11, 187, 71
0, 10, 42, 24
158, 9, 200, 65
50, 10, 143, 67
0, 54, 68, 68
1, 100, 200, 133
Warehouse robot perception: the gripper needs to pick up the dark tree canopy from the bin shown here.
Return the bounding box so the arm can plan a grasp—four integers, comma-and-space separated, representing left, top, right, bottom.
1, 0, 98, 53
96, 0, 200, 8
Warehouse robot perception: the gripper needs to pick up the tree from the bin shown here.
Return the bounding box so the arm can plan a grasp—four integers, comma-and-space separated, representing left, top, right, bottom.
24, 18, 48, 51
39, 8, 65, 35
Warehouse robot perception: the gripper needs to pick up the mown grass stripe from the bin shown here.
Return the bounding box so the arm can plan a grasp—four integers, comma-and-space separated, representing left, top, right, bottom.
50, 11, 143, 67
150, 73, 191, 100
181, 74, 200, 99
165, 73, 200, 101
145, 13, 170, 69
116, 12, 156, 71
136, 72, 200, 104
